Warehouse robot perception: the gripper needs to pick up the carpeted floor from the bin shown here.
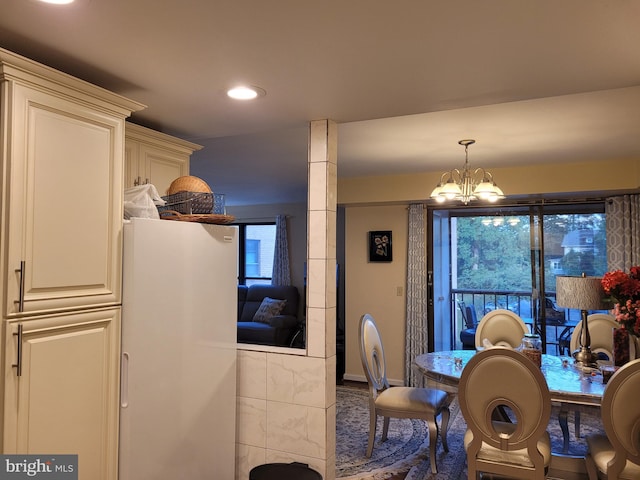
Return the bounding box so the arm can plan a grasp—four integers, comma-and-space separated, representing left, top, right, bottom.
336, 384, 604, 480
336, 386, 467, 480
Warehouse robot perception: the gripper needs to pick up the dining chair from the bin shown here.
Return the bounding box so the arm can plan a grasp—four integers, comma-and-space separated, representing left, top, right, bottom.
459, 346, 553, 480
568, 314, 637, 445
474, 309, 529, 349
358, 313, 451, 473
569, 314, 636, 364
585, 358, 640, 480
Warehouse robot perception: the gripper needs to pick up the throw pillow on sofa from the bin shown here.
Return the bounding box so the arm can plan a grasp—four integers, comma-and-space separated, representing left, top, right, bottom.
253, 297, 287, 323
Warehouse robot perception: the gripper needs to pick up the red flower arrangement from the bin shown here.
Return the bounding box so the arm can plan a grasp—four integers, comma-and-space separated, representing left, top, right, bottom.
601, 266, 640, 337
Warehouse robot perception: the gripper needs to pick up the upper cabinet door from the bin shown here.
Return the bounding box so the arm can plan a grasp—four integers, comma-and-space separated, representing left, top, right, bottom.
124, 123, 202, 196
3, 83, 125, 317
125, 142, 190, 196
138, 143, 190, 196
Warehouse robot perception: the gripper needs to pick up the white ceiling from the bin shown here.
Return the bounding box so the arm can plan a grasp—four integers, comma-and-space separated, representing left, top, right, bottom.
1, 0, 639, 205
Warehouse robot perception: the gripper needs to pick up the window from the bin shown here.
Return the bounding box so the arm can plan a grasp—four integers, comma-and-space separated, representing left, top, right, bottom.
237, 223, 276, 285
245, 239, 260, 277
430, 202, 607, 355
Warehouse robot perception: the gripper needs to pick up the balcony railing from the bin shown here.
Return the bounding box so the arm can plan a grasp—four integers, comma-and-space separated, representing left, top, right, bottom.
451, 288, 574, 355
453, 288, 537, 320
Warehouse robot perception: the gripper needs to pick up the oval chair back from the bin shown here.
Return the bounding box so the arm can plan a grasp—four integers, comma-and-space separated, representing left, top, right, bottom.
459, 347, 552, 480
359, 313, 390, 397
474, 309, 529, 349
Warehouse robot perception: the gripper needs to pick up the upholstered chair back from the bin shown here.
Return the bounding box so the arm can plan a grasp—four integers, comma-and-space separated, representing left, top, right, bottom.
474, 309, 529, 349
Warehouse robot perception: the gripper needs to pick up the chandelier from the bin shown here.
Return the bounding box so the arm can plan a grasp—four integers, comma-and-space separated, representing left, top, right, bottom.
429, 139, 505, 205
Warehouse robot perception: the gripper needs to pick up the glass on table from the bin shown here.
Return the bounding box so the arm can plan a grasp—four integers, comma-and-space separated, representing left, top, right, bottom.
599, 365, 617, 384
520, 333, 542, 367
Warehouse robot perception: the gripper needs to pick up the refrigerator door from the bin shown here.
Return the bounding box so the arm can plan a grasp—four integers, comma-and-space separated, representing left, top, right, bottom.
120, 218, 237, 479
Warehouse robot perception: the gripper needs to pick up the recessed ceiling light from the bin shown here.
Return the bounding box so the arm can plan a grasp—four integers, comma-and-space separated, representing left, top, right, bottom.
32, 0, 92, 6
227, 86, 266, 100
31, 0, 91, 6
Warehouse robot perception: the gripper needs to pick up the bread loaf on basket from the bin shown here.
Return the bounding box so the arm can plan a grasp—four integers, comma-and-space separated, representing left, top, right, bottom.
160, 175, 214, 214
167, 175, 211, 195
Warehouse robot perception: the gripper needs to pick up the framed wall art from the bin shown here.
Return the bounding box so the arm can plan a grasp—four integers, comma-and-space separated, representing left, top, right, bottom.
368, 230, 392, 262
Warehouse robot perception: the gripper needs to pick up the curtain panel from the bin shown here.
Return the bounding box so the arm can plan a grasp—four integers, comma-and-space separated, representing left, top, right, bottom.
405, 204, 428, 387
606, 194, 640, 270
272, 214, 291, 285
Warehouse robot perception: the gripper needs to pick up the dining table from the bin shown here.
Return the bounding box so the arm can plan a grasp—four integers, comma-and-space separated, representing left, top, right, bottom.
414, 349, 606, 455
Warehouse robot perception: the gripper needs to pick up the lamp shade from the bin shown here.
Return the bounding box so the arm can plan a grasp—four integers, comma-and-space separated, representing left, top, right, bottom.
556, 275, 607, 311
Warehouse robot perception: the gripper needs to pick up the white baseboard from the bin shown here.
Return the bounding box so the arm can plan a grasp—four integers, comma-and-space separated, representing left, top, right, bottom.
342, 373, 366, 383
343, 373, 404, 386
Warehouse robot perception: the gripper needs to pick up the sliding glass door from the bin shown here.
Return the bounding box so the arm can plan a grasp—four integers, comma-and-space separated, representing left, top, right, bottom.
428, 202, 606, 355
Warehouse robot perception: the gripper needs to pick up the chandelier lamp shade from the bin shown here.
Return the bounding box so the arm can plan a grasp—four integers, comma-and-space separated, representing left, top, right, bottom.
555, 273, 607, 368
429, 139, 505, 205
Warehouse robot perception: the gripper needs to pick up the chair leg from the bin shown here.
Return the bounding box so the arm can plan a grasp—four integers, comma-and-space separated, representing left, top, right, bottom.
558, 403, 570, 454
440, 407, 450, 453
575, 410, 581, 438
381, 416, 390, 441
427, 418, 439, 473
492, 404, 511, 422
585, 452, 599, 480
366, 410, 377, 458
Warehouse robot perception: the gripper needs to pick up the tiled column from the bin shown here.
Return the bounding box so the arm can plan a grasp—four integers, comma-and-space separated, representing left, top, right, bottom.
235, 120, 337, 480
307, 119, 338, 478
307, 119, 338, 360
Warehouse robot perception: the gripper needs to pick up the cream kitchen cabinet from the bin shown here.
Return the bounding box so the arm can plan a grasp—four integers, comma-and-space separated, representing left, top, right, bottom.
3, 308, 121, 480
0, 47, 143, 480
1, 49, 144, 319
125, 123, 202, 196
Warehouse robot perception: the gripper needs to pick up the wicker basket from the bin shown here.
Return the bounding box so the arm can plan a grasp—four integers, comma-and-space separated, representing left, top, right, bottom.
167, 175, 211, 195
158, 211, 235, 224
158, 191, 214, 214
158, 175, 215, 214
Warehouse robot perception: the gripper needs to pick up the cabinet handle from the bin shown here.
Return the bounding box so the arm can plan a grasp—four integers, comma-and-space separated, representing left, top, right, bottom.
13, 324, 23, 377
14, 261, 25, 312
120, 352, 129, 408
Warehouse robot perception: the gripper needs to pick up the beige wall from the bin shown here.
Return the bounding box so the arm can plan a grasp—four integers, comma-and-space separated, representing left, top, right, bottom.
338, 158, 640, 205
339, 157, 640, 384
344, 205, 409, 384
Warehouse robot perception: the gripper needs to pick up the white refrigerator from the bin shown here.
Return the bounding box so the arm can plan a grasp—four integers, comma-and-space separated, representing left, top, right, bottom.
119, 217, 237, 479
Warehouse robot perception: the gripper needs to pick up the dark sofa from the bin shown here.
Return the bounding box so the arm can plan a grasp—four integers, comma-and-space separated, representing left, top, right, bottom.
237, 284, 301, 347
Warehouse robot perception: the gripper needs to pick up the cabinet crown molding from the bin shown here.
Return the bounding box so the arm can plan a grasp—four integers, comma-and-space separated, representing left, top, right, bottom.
0, 47, 145, 118
125, 122, 203, 154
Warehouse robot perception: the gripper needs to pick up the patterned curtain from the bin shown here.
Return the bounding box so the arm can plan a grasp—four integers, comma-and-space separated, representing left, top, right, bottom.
606, 195, 640, 270
271, 214, 291, 285
405, 204, 428, 387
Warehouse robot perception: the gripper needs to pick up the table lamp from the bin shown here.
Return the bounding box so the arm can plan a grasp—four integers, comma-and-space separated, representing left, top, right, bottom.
555, 273, 607, 368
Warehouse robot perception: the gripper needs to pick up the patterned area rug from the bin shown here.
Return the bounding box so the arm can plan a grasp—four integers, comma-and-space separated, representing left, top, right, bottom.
336, 386, 466, 480
336, 386, 605, 480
